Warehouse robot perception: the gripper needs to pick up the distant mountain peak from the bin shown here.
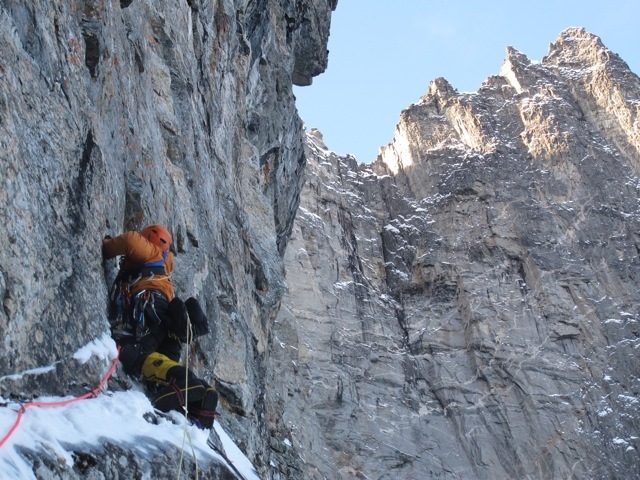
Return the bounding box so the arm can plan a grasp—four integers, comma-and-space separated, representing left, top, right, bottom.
278, 29, 640, 478
544, 27, 615, 68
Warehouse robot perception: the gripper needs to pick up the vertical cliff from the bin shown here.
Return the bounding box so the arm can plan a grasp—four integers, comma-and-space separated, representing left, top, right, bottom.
3, 6, 639, 479
271, 28, 640, 479
0, 0, 336, 477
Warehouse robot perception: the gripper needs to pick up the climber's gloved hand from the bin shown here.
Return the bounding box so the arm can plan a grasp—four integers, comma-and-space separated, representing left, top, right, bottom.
102, 235, 112, 258
186, 297, 209, 337
168, 296, 190, 342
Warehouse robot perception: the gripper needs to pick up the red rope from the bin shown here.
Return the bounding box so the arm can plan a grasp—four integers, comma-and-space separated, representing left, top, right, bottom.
0, 347, 120, 448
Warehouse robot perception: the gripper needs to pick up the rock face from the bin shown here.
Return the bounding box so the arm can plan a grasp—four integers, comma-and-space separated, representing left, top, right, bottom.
2, 7, 639, 479
269, 28, 640, 479
0, 0, 336, 477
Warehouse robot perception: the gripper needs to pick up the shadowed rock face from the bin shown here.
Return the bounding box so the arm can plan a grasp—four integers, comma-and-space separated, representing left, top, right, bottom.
269, 28, 640, 479
0, 0, 335, 477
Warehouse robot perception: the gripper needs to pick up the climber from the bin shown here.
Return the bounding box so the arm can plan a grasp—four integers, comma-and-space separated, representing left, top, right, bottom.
103, 224, 218, 428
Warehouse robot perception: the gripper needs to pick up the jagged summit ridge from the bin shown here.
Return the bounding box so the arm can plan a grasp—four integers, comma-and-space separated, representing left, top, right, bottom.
380, 27, 640, 179
499, 46, 533, 93
544, 26, 623, 68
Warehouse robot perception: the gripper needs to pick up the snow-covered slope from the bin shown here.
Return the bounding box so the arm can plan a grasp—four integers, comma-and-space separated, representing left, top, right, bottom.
0, 335, 260, 479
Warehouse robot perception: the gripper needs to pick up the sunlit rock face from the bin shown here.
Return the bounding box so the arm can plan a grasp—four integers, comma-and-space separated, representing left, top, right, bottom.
270, 28, 640, 479
0, 0, 336, 477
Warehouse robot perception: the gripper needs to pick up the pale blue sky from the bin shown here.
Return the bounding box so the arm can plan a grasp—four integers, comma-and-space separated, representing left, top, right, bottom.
294, 1, 640, 163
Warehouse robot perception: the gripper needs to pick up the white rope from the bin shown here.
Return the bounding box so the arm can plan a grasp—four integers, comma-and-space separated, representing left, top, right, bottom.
177, 319, 198, 479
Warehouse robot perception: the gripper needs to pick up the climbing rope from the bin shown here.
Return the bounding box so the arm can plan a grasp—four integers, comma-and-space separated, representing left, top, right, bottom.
177, 319, 198, 480
0, 346, 121, 448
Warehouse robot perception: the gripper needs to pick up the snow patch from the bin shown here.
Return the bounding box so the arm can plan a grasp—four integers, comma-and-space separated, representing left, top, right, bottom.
597, 407, 613, 417
0, 365, 56, 382
612, 437, 629, 446
0, 388, 261, 479
604, 318, 623, 324
0, 346, 261, 480
384, 224, 401, 234
73, 332, 117, 364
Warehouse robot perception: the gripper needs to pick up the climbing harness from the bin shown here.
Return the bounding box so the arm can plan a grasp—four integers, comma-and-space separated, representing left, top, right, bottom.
110, 281, 133, 338
109, 254, 168, 339
110, 288, 162, 340
132, 290, 163, 339
0, 346, 121, 448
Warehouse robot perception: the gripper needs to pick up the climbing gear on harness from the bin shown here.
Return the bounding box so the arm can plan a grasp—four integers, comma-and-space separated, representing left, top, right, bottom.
132, 290, 163, 340
110, 280, 133, 339
110, 287, 165, 340
108, 248, 169, 340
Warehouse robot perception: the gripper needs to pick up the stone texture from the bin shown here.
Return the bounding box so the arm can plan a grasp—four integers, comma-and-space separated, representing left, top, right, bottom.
268, 28, 640, 479
3, 8, 639, 479
0, 0, 336, 477
18, 440, 238, 479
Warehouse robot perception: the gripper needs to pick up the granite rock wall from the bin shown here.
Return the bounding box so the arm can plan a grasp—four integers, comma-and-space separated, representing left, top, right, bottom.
0, 0, 336, 477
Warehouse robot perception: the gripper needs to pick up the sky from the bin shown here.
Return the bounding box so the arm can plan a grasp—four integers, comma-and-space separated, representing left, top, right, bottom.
294, 0, 640, 164
0, 333, 260, 480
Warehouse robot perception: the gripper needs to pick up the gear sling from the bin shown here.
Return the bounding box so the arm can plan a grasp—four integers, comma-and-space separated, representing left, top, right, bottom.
109, 258, 167, 340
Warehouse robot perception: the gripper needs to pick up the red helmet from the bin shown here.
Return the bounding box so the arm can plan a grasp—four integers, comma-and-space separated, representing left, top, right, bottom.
140, 224, 172, 252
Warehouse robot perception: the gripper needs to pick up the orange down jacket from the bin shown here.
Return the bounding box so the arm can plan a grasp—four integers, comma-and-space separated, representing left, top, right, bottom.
103, 231, 175, 301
